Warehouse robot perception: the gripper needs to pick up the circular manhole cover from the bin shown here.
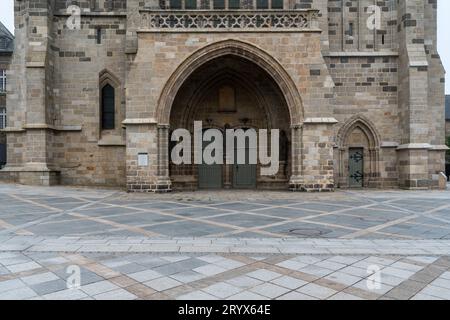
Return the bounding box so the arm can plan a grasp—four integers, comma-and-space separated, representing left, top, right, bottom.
289, 228, 330, 237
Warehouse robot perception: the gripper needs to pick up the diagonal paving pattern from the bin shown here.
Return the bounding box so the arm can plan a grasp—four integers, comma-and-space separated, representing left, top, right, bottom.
1, 184, 450, 240
0, 183, 450, 300
0, 251, 449, 300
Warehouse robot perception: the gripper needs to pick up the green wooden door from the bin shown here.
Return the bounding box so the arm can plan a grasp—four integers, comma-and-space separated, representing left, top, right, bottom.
198, 138, 222, 189
233, 137, 257, 189
349, 148, 364, 188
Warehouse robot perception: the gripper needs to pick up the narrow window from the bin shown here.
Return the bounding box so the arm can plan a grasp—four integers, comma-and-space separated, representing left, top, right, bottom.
170, 0, 182, 8
229, 0, 240, 9
185, 0, 197, 9
271, 0, 283, 9
96, 28, 102, 44
348, 22, 354, 37
382, 34, 385, 45
256, 0, 268, 9
101, 84, 115, 130
0, 70, 6, 92
0, 108, 6, 129
213, 0, 225, 9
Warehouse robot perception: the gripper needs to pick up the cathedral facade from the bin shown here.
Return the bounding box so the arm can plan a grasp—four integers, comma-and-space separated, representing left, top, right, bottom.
0, 0, 447, 191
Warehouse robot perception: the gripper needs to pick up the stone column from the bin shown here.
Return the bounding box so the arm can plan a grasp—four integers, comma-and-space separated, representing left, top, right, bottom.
368, 148, 381, 188
224, 164, 232, 189
424, 1, 448, 184
156, 124, 172, 192
337, 147, 347, 188
396, 0, 447, 189
289, 124, 304, 190
0, 0, 59, 186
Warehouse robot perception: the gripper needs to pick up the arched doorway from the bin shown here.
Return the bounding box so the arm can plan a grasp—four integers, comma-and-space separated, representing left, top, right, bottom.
168, 54, 292, 190
335, 115, 381, 188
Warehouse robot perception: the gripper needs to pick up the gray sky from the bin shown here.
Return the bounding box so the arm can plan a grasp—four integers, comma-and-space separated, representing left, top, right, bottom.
0, 0, 449, 93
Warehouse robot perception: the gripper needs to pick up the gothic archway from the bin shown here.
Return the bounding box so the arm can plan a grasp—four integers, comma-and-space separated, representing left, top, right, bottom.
156, 39, 303, 126
168, 53, 292, 190
336, 115, 381, 188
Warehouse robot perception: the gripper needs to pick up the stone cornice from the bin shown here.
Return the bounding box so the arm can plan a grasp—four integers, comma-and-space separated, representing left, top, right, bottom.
381, 142, 400, 148
397, 143, 432, 150
0, 127, 26, 133
430, 145, 450, 151
122, 118, 158, 125
137, 29, 321, 33
396, 143, 449, 151
303, 117, 339, 124
26, 62, 46, 68
54, 11, 127, 18
325, 51, 399, 57
23, 124, 82, 131
2, 125, 82, 132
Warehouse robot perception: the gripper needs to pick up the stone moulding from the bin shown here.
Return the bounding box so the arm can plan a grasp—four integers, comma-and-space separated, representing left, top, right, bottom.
325, 51, 399, 57
54, 11, 127, 18
303, 117, 338, 124
122, 118, 158, 125
1, 125, 82, 132
381, 141, 400, 148
138, 10, 320, 32
395, 144, 449, 151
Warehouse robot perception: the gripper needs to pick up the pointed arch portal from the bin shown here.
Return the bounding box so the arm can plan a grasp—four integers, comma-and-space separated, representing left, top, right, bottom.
156, 39, 303, 126
336, 115, 381, 188
159, 40, 300, 190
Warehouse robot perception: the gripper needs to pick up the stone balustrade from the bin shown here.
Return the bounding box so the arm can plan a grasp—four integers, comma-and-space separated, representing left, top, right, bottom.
139, 10, 320, 31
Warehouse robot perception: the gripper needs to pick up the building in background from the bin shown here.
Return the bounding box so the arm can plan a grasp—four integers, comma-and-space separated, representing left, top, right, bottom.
446, 95, 450, 179
0, 22, 14, 169
446, 95, 450, 137
0, 0, 447, 191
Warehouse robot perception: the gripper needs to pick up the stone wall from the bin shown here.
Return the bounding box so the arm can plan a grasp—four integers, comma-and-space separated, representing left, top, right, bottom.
0, 56, 11, 147
326, 0, 397, 52
51, 12, 128, 186
0, 0, 446, 191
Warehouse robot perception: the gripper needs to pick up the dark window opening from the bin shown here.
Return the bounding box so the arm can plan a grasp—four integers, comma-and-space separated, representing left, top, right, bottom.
256, 0, 269, 9
272, 0, 283, 9
185, 0, 197, 9
170, 0, 182, 9
348, 23, 354, 37
101, 84, 115, 130
229, 0, 240, 9
213, 0, 225, 9
96, 28, 102, 44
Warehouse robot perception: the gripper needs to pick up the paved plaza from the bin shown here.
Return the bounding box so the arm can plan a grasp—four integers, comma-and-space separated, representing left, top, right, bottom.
2, 184, 450, 240
1, 184, 450, 300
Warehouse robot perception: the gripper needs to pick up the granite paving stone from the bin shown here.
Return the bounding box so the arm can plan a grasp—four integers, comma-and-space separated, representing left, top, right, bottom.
1, 185, 450, 300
